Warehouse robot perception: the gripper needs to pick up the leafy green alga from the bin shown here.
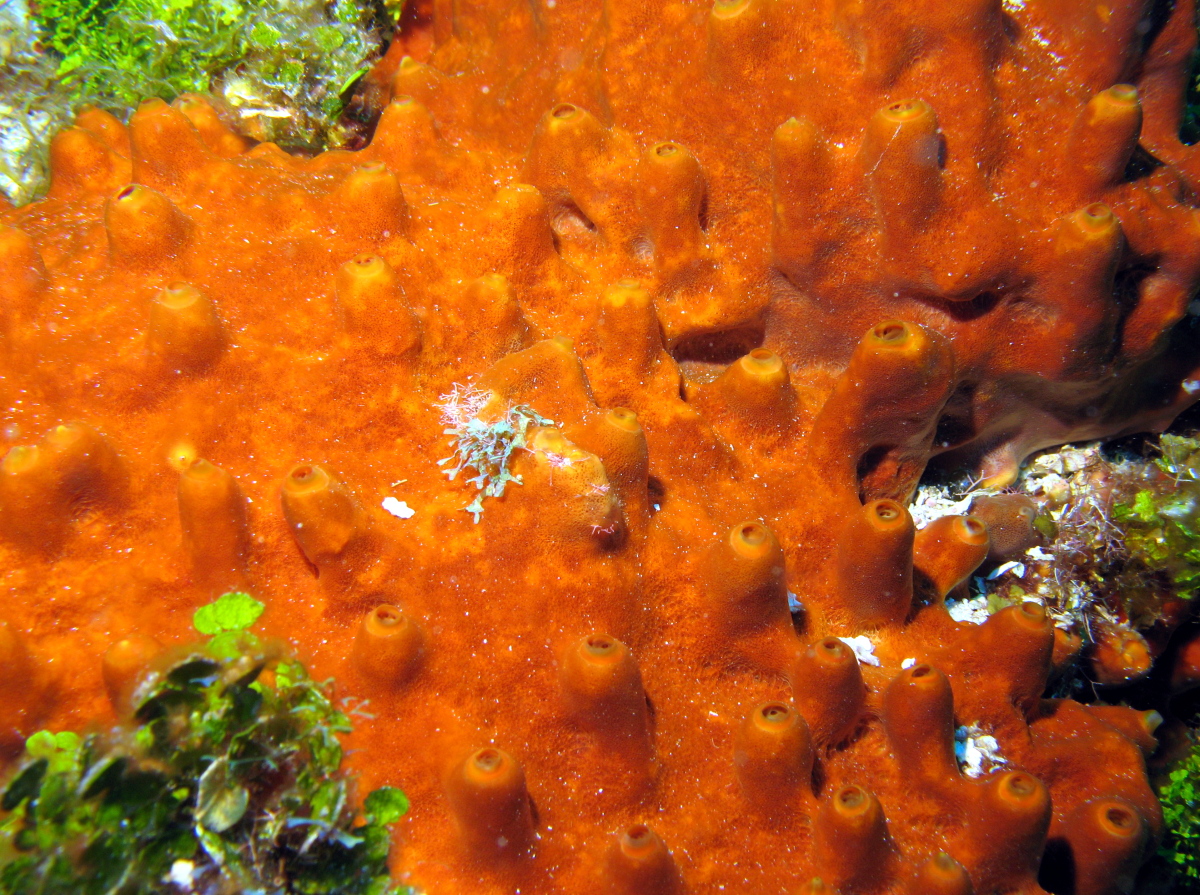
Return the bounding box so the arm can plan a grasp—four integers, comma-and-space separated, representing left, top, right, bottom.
0, 592, 411, 894
33, 0, 388, 150
1159, 733, 1200, 889
1111, 435, 1200, 612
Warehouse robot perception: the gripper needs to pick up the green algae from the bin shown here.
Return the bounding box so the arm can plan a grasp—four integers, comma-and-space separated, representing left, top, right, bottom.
0, 593, 410, 895
38, 0, 387, 148
1159, 732, 1200, 891
0, 0, 397, 205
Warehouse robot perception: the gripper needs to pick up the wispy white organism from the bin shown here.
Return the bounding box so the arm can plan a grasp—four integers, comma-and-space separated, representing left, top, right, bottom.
436, 384, 554, 522
437, 383, 492, 430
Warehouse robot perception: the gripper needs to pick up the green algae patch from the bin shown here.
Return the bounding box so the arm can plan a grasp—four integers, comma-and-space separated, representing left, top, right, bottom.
0, 592, 411, 895
1111, 435, 1200, 620
1159, 733, 1200, 891
36, 0, 389, 148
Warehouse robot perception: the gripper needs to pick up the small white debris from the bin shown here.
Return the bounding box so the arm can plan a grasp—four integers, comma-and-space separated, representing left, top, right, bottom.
901, 657, 916, 669
909, 484, 978, 529
1060, 445, 1102, 473
1184, 379, 1200, 396
787, 591, 804, 613
382, 497, 415, 519
1028, 471, 1070, 501
1031, 453, 1064, 475
1025, 545, 1054, 561
1023, 446, 1103, 503
947, 592, 991, 625
166, 860, 197, 889
987, 560, 1026, 580
954, 724, 1007, 778
838, 635, 880, 666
